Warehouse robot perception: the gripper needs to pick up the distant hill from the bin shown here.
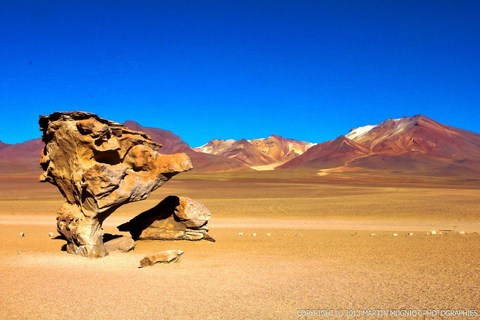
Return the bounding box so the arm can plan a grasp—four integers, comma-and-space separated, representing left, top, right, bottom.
195, 135, 315, 169
0, 141, 10, 151
0, 138, 43, 176
279, 115, 480, 177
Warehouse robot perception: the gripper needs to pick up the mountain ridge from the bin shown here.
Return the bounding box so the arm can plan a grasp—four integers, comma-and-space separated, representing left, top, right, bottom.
279, 115, 480, 177
1, 114, 479, 178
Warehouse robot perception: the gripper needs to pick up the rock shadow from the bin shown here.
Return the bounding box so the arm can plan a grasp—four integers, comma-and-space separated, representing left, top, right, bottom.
117, 195, 180, 240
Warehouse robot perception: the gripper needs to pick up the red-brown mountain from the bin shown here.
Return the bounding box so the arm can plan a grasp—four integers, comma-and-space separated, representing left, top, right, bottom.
279, 136, 369, 169
0, 141, 10, 151
0, 138, 44, 176
195, 135, 315, 168
280, 115, 480, 176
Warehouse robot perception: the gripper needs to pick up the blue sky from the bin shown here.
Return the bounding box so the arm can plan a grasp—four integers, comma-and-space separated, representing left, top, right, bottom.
1, 1, 479, 146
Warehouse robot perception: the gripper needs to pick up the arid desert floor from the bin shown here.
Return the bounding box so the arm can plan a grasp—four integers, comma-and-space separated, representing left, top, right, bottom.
1, 175, 479, 319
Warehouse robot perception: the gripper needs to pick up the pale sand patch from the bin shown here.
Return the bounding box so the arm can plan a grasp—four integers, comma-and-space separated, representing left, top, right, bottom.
3, 215, 479, 232
317, 166, 364, 176
251, 162, 284, 171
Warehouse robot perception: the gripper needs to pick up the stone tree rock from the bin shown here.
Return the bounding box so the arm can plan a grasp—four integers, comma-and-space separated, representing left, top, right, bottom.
38, 112, 193, 258
118, 195, 215, 242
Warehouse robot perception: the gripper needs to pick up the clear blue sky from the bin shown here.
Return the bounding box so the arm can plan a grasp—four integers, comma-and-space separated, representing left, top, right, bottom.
1, 0, 479, 146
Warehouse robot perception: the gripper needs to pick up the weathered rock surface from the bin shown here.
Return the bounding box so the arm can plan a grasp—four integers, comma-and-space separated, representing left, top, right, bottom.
39, 112, 192, 258
104, 235, 136, 253
118, 195, 215, 242
139, 249, 184, 268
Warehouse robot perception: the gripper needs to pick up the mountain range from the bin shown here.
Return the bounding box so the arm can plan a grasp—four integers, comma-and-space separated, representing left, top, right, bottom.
194, 135, 315, 169
1, 115, 479, 178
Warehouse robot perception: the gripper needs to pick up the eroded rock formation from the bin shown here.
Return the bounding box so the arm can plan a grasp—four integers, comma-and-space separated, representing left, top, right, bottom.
39, 112, 193, 258
118, 196, 214, 242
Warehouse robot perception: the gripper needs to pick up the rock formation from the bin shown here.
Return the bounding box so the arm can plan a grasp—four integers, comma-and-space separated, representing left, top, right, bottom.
118, 195, 215, 242
139, 249, 184, 267
39, 112, 193, 258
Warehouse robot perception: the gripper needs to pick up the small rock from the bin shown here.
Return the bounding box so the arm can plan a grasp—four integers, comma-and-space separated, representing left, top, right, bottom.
459, 231, 465, 235
104, 235, 136, 253
295, 233, 302, 237
49, 232, 55, 237
238, 232, 243, 236
370, 233, 376, 236
266, 233, 271, 236
139, 249, 184, 268
392, 233, 398, 237
20, 232, 25, 237
283, 234, 286, 236
252, 233, 256, 237
407, 232, 414, 236
431, 230, 437, 235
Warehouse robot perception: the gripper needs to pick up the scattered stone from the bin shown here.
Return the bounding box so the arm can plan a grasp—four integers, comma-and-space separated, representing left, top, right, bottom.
431, 230, 437, 235
118, 195, 214, 242
48, 232, 55, 237
20, 232, 25, 237
252, 233, 256, 237
266, 233, 271, 236
392, 233, 398, 237
283, 234, 286, 236
238, 232, 243, 236
459, 231, 465, 235
104, 235, 135, 253
139, 249, 184, 268
39, 112, 193, 258
295, 233, 302, 237
407, 232, 414, 236
370, 233, 376, 236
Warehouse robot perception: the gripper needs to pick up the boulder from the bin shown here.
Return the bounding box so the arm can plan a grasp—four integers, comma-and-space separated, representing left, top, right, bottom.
174, 197, 211, 228
139, 249, 184, 267
39, 112, 192, 258
118, 195, 214, 242
104, 235, 136, 253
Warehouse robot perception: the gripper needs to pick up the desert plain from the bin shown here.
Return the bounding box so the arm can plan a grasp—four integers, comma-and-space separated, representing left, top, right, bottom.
0, 172, 479, 319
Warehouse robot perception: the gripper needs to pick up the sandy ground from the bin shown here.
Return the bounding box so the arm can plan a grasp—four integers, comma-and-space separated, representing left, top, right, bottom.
1, 177, 479, 319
